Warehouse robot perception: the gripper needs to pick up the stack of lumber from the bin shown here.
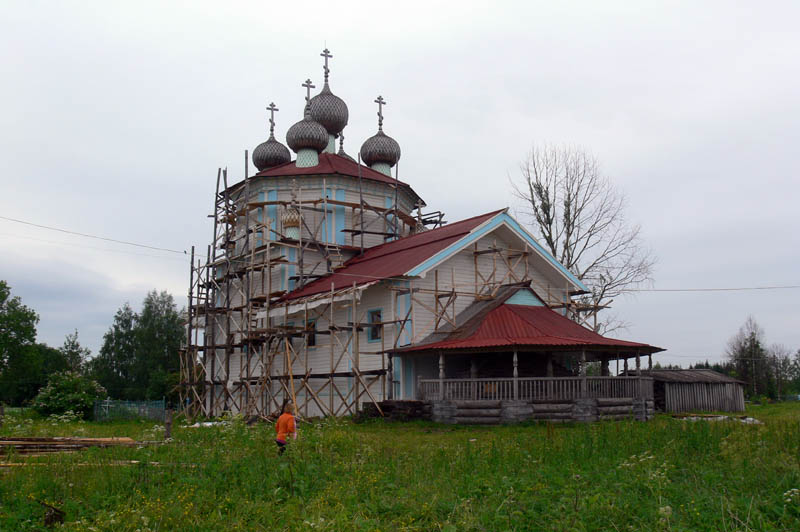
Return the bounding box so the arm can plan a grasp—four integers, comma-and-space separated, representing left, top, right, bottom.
0, 437, 138, 456
363, 400, 432, 421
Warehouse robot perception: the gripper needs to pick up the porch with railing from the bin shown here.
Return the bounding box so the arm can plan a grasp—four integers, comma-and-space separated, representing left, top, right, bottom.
418, 376, 654, 402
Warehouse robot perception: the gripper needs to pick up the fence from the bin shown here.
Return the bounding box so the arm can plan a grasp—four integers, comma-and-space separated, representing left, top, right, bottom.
93, 399, 166, 422
418, 376, 654, 402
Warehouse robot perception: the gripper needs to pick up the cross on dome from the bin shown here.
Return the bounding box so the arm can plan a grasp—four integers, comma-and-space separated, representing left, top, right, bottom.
302, 79, 316, 104
375, 95, 386, 131
266, 102, 279, 135
321, 48, 332, 83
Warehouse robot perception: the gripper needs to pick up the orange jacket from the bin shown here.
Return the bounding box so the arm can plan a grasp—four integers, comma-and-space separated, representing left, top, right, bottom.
275, 413, 296, 443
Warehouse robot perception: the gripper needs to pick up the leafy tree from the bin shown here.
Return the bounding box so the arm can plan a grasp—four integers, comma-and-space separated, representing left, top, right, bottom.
31, 371, 106, 419
87, 303, 138, 399
513, 145, 655, 333
0, 281, 58, 405
134, 291, 183, 400
792, 350, 800, 396
60, 329, 91, 372
768, 344, 796, 398
726, 316, 774, 398
0, 280, 38, 373
88, 291, 184, 401
0, 343, 69, 405
653, 361, 683, 370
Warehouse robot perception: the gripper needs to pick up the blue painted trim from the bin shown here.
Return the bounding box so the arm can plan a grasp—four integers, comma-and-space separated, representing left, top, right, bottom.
405, 212, 587, 291
322, 188, 333, 243
249, 176, 417, 215
366, 308, 383, 343
506, 289, 545, 306
288, 247, 296, 291
393, 356, 402, 399
267, 190, 277, 241
403, 355, 413, 399
257, 191, 264, 247
335, 189, 345, 245
385, 196, 394, 242
402, 281, 412, 346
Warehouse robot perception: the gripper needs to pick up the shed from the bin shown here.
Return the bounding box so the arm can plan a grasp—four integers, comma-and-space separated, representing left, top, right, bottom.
634, 370, 745, 413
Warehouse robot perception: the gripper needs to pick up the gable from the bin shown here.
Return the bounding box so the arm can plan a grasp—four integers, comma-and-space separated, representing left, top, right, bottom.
405, 212, 587, 293
281, 209, 503, 301
505, 289, 545, 306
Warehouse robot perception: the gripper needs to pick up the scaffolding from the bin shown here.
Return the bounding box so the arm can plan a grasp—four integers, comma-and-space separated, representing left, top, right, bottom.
179, 158, 607, 421
179, 156, 447, 421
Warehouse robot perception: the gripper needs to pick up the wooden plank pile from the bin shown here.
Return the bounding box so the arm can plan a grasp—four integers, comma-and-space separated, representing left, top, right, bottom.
362, 400, 432, 421
0, 437, 139, 456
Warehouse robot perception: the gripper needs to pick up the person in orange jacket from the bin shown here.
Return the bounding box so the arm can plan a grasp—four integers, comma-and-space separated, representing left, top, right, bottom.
275, 401, 296, 455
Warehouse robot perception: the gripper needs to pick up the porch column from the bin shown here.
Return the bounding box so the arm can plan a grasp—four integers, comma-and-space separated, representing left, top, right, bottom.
601, 357, 609, 377
648, 353, 652, 370
513, 350, 519, 400
624, 357, 629, 374
635, 351, 642, 398
387, 354, 394, 400
470, 360, 478, 400
546, 354, 554, 377
580, 350, 587, 398
438, 351, 445, 401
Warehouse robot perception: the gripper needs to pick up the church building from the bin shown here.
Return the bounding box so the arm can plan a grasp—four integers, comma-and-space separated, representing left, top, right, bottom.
181, 49, 662, 423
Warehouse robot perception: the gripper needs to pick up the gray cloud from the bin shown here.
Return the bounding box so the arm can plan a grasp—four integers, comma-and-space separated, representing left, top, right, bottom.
1, 1, 798, 365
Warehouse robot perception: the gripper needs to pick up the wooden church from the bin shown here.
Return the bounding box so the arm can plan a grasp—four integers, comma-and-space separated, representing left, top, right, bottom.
180, 49, 665, 423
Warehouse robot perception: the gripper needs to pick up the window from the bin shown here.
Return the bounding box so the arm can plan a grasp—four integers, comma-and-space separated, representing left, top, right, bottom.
306, 319, 316, 347
367, 309, 382, 342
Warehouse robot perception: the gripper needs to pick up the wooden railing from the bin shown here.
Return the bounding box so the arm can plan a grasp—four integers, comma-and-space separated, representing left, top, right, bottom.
418, 376, 654, 402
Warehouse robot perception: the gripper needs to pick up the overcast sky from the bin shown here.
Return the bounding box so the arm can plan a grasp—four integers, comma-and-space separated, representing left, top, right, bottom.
2, 1, 798, 366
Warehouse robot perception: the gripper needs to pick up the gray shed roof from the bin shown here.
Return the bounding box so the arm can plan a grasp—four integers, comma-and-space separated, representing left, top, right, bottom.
633, 369, 745, 384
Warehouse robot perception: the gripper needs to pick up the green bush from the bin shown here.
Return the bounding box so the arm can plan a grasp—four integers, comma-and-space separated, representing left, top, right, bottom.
30, 371, 106, 419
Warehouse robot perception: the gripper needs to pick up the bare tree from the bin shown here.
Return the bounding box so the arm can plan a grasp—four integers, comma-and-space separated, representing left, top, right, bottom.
725, 316, 768, 397
512, 144, 655, 332
768, 343, 793, 399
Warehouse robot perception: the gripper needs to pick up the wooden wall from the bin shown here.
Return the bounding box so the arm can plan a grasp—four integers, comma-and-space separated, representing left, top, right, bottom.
664, 382, 745, 413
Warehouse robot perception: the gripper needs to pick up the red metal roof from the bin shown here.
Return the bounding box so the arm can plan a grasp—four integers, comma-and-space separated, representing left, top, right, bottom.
255, 153, 411, 188
400, 303, 661, 353
281, 209, 505, 301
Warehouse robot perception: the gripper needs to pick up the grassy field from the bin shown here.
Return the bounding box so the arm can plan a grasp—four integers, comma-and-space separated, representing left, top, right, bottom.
1, 404, 799, 531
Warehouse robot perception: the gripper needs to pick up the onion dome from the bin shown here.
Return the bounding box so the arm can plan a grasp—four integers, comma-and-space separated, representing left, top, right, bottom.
360, 130, 401, 167
253, 103, 290, 171
309, 83, 348, 136
309, 49, 349, 136
360, 95, 401, 170
337, 132, 355, 162
286, 103, 328, 154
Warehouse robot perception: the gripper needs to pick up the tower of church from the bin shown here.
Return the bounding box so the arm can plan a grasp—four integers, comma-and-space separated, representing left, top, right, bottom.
185, 49, 435, 416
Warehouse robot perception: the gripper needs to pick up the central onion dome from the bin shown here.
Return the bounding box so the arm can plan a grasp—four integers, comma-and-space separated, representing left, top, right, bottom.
360, 95, 400, 175
253, 102, 290, 171
309, 49, 348, 153
286, 103, 328, 154
309, 83, 348, 136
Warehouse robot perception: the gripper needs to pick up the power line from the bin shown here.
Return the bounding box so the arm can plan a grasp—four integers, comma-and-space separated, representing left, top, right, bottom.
221, 256, 800, 293
625, 285, 800, 293
0, 215, 186, 255
0, 232, 188, 262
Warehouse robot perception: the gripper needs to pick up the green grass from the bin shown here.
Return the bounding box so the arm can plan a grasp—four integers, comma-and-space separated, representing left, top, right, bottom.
1, 404, 799, 531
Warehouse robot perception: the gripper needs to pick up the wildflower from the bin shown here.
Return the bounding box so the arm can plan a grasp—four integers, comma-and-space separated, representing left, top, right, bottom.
658, 506, 672, 517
